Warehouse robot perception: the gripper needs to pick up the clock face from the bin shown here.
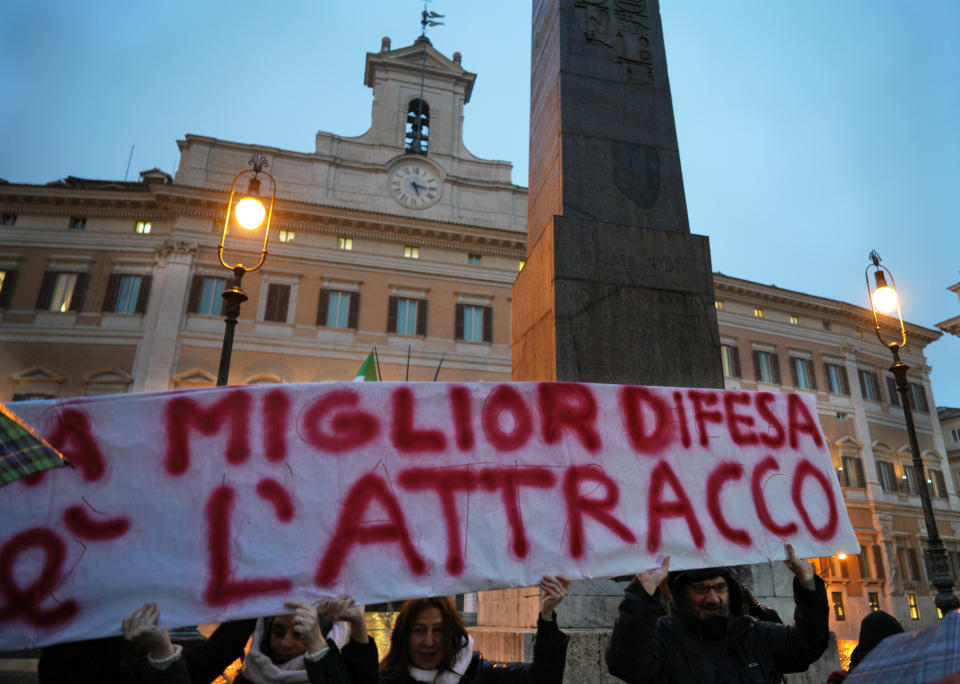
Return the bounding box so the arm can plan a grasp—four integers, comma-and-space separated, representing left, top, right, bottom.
389, 163, 441, 209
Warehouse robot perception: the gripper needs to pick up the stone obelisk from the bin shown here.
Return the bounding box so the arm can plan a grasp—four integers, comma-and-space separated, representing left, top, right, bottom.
470, 2, 724, 681
514, 0, 723, 387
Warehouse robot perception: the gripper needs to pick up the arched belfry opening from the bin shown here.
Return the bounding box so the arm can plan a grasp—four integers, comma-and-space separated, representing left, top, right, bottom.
405, 99, 429, 155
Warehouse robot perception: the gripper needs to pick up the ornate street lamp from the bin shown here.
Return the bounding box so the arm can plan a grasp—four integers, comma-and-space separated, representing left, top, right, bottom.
216, 154, 276, 386
865, 250, 959, 613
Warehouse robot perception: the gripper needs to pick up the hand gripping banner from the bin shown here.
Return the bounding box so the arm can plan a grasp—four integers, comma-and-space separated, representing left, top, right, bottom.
0, 382, 858, 649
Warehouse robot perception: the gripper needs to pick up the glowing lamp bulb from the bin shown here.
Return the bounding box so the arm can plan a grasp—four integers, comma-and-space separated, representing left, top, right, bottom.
837, 553, 847, 560
871, 285, 898, 314
235, 197, 266, 230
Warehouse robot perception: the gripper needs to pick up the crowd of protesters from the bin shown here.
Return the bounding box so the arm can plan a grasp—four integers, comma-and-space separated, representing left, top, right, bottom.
42, 545, 925, 684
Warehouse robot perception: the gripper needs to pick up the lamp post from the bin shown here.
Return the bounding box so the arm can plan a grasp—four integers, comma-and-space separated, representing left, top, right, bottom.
216, 154, 276, 386
865, 250, 959, 613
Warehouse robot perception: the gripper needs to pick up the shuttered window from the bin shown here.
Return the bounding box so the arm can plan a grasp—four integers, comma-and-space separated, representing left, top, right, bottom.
455, 304, 492, 343
263, 283, 291, 323
317, 289, 359, 329
102, 274, 152, 314
388, 296, 427, 336
752, 350, 780, 384
35, 271, 87, 312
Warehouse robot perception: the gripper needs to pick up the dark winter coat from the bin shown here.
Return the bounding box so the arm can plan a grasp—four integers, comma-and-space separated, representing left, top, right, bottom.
378, 615, 568, 684
605, 576, 829, 684
231, 637, 362, 684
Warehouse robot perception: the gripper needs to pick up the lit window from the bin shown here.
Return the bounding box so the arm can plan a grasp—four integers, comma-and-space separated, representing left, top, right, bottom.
856, 330, 864, 339
403, 246, 419, 259
394, 298, 420, 335
135, 221, 151, 234
1, 214, 16, 226
831, 592, 846, 621
188, 276, 227, 316
0, 270, 13, 308
907, 593, 920, 620
467, 254, 481, 265
518, 260, 526, 272
278, 230, 295, 243
720, 344, 739, 378
753, 350, 779, 384
868, 592, 880, 612
927, 469, 947, 499
715, 300, 724, 311
326, 291, 352, 328
789, 314, 799, 325
825, 363, 849, 395
50, 274, 77, 311
68, 217, 87, 230
754, 307, 765, 319
338, 237, 353, 250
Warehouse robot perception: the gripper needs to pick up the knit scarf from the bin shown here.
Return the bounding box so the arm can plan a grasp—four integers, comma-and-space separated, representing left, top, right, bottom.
240, 617, 350, 684
406, 635, 474, 684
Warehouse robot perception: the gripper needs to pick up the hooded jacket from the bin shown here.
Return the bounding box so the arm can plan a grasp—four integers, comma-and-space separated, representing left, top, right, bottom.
606, 568, 829, 684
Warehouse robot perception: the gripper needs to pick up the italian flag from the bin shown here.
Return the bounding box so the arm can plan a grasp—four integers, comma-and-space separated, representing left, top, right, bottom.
353, 350, 378, 382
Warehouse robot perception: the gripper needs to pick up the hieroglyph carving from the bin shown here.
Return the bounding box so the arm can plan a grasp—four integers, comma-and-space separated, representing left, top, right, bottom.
575, 0, 654, 85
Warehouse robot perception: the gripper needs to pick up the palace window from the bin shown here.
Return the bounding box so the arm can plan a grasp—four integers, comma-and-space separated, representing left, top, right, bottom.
908, 383, 929, 412
824, 363, 849, 395
403, 246, 419, 259
135, 221, 151, 234
858, 369, 880, 401
467, 254, 481, 265
886, 376, 900, 406
405, 99, 430, 155
928, 469, 947, 499
876, 460, 897, 492
338, 237, 353, 251
868, 592, 880, 612
753, 307, 765, 319
278, 230, 295, 243
456, 303, 492, 343
518, 260, 526, 272
907, 593, 920, 620
789, 314, 799, 325
790, 357, 816, 390
752, 350, 780, 384
837, 455, 865, 488
1, 214, 16, 226
951, 429, 960, 442
720, 344, 740, 378
388, 296, 426, 336
831, 592, 846, 621
68, 217, 87, 230
715, 300, 724, 311
36, 271, 87, 312
0, 269, 17, 308
317, 289, 358, 329
857, 551, 870, 578
102, 274, 151, 314
187, 276, 227, 316
263, 283, 291, 323
871, 545, 886, 580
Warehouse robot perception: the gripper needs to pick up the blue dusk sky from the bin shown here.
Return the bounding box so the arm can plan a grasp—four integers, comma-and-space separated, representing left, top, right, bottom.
2, 1, 958, 406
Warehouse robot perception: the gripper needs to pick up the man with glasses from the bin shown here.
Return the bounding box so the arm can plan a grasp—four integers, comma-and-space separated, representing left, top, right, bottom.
606, 544, 828, 683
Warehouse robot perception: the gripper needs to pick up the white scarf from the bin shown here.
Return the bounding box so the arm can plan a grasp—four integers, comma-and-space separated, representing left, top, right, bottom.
406, 635, 474, 684
240, 616, 350, 684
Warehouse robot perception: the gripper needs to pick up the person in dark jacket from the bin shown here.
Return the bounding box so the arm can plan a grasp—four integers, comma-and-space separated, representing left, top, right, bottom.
606, 544, 829, 684
38, 606, 254, 684
375, 575, 569, 684
826, 609, 905, 683
739, 584, 783, 624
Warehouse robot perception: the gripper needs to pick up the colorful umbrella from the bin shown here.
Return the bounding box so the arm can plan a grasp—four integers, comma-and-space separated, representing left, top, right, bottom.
0, 402, 71, 486
846, 609, 960, 683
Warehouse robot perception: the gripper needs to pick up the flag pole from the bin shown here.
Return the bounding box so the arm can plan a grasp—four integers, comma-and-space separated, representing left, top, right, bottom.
405, 345, 411, 381
432, 351, 445, 381
373, 346, 383, 381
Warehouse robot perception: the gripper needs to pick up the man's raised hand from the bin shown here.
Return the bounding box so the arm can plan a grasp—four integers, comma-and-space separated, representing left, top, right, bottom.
636, 556, 670, 597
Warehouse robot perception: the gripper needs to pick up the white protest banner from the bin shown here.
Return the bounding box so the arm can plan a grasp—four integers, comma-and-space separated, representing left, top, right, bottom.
0, 382, 857, 649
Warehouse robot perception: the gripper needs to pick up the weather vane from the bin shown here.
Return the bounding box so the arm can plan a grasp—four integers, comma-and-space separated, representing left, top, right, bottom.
420, 1, 444, 37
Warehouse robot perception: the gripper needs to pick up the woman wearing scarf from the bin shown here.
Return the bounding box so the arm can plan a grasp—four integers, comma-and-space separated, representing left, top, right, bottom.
375, 575, 569, 684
